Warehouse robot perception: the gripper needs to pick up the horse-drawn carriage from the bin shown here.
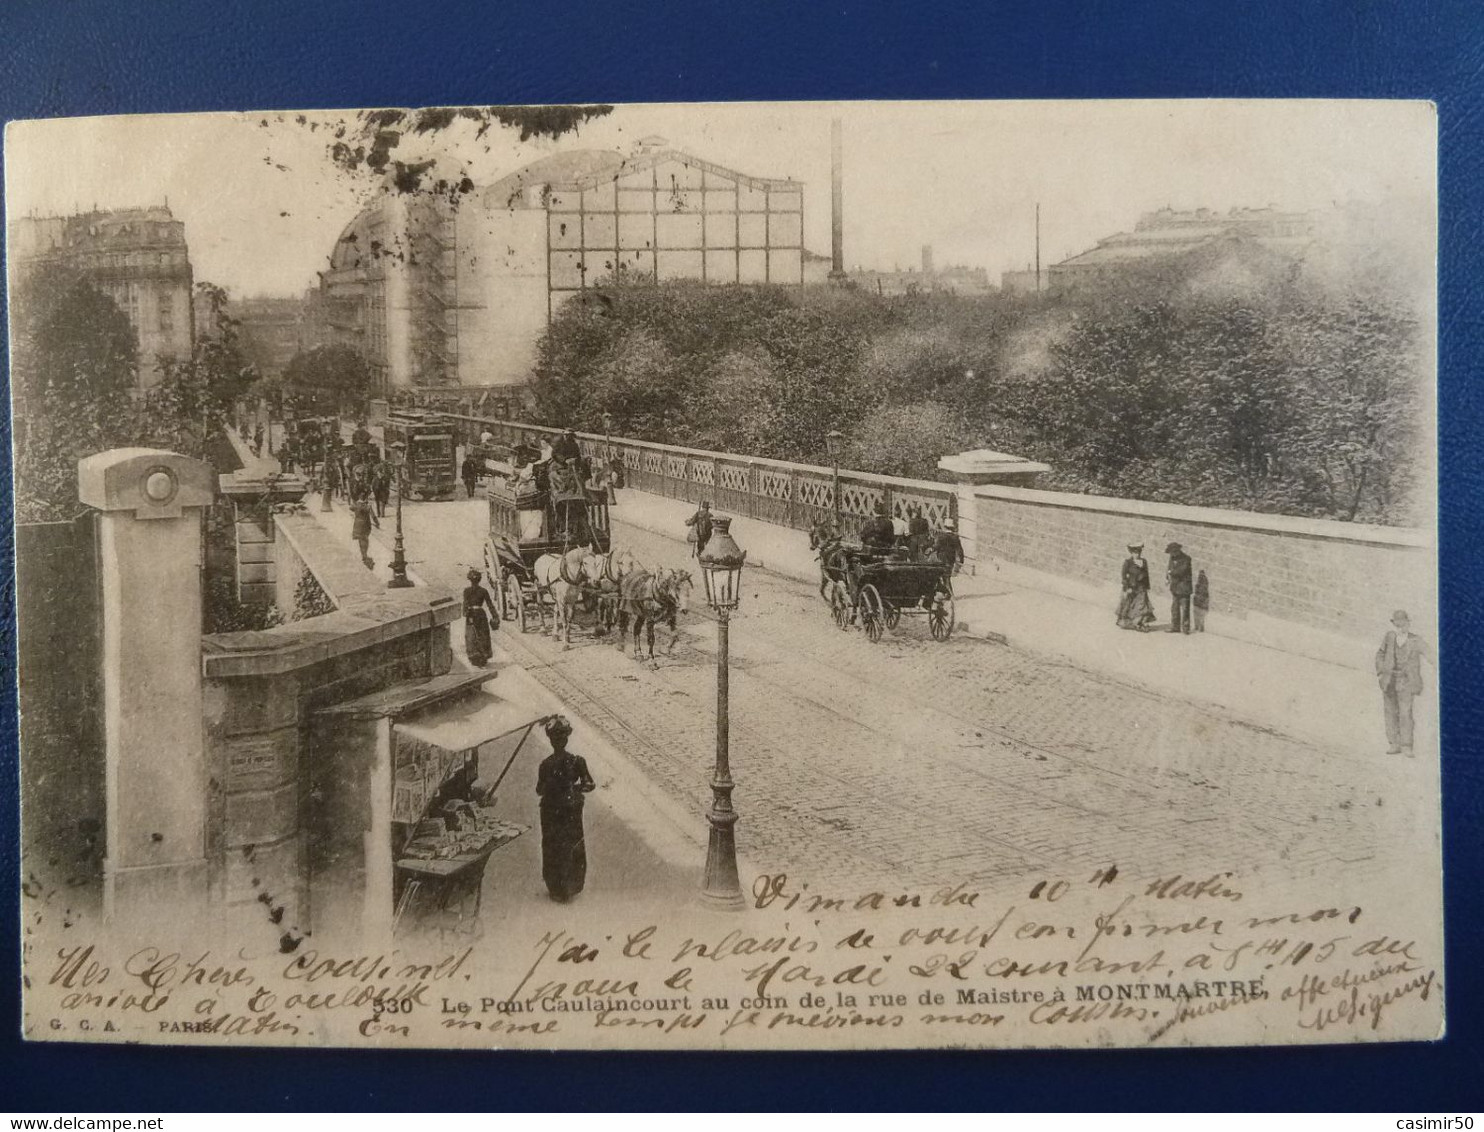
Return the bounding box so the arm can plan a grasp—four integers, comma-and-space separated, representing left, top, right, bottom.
818, 542, 956, 643
482, 457, 612, 634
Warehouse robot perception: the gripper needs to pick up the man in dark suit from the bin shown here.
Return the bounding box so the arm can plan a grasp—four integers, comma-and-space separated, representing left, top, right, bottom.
1165, 541, 1193, 634
860, 502, 896, 551
932, 519, 964, 572
1375, 609, 1426, 755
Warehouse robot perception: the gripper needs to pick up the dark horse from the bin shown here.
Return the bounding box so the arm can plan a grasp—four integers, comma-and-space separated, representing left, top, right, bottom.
617, 567, 695, 660
809, 516, 848, 601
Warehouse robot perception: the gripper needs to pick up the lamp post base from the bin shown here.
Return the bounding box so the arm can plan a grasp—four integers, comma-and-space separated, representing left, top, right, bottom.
701, 803, 745, 911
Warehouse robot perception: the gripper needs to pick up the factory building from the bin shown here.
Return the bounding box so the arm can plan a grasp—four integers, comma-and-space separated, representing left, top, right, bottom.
317, 140, 806, 393
9, 205, 195, 388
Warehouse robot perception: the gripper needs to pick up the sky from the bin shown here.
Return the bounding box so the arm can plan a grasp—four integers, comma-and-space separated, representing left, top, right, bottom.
4, 100, 1436, 298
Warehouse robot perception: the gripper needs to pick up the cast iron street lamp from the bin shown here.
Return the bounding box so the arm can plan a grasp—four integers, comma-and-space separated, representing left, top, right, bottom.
825, 430, 844, 531
387, 440, 413, 589
698, 516, 748, 911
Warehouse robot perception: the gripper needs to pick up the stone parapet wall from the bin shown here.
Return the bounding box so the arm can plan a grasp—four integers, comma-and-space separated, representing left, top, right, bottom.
202, 510, 458, 938
973, 485, 1433, 653
273, 509, 381, 615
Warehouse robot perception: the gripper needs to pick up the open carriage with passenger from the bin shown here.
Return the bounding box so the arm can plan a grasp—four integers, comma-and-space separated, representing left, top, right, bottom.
816, 538, 956, 644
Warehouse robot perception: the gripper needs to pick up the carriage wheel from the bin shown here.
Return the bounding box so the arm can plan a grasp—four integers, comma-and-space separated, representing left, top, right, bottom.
830, 581, 850, 629
860, 584, 885, 644
930, 594, 956, 641
884, 602, 901, 630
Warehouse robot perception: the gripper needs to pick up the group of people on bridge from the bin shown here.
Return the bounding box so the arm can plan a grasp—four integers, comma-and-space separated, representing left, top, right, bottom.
487, 429, 620, 503
855, 501, 964, 568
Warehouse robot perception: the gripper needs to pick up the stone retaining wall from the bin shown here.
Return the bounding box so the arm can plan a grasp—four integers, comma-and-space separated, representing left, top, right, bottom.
974, 485, 1434, 646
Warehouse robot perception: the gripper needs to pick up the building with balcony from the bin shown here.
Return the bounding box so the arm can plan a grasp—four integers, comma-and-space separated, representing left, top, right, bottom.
228, 292, 325, 380
9, 205, 195, 387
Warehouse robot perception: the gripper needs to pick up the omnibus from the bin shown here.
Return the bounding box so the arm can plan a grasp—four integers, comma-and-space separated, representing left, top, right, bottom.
385, 411, 458, 501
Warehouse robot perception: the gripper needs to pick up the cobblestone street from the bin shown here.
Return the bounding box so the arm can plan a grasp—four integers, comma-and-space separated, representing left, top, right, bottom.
389, 496, 1415, 891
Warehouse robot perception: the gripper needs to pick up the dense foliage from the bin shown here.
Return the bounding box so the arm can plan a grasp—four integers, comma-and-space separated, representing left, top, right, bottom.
11, 266, 141, 523
12, 271, 257, 522
530, 256, 1428, 525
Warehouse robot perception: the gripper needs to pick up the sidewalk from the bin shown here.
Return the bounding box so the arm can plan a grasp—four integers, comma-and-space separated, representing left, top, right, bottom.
224, 425, 281, 477
297, 489, 709, 927
607, 487, 1396, 755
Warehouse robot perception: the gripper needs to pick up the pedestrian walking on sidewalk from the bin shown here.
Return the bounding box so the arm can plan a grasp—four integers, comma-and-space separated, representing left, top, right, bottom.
536, 716, 596, 903
461, 452, 480, 499
1116, 543, 1155, 630
351, 496, 378, 567
1375, 609, 1426, 756
372, 459, 391, 519
685, 500, 714, 557
932, 519, 964, 573
1165, 542, 1193, 633
252, 424, 264, 458
462, 568, 500, 667
324, 453, 341, 504
1193, 570, 1210, 632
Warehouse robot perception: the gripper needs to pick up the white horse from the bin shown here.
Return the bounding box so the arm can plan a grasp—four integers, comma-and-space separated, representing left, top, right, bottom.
532, 545, 604, 647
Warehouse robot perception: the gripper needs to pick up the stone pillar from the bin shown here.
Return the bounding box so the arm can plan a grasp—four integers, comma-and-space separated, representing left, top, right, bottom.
79, 449, 217, 925
937, 449, 1051, 576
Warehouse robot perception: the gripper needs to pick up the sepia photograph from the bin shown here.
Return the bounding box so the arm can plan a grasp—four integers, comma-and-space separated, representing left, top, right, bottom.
7, 99, 1442, 1052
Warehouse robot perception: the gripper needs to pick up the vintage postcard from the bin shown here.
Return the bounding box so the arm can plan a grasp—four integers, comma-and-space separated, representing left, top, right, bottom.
8, 100, 1441, 1050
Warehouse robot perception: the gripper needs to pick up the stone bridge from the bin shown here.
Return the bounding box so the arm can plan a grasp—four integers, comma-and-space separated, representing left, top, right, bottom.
444, 414, 1434, 665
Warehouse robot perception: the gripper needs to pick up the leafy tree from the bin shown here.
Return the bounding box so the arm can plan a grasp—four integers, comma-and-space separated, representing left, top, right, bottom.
11, 267, 139, 522
850, 401, 975, 480
281, 343, 374, 415
145, 281, 258, 458
528, 268, 1429, 525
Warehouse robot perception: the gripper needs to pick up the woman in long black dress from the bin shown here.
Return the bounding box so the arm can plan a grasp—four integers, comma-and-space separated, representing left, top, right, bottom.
1115, 543, 1156, 630
535, 716, 596, 902
463, 568, 499, 666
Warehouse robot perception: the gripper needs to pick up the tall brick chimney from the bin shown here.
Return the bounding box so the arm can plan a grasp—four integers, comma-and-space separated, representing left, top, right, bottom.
830, 119, 847, 283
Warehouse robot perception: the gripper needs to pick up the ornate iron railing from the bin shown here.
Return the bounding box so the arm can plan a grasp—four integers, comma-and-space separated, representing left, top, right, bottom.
445, 415, 957, 538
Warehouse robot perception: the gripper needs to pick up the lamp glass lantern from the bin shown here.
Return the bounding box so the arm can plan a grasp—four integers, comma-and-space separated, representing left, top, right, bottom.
698, 517, 747, 611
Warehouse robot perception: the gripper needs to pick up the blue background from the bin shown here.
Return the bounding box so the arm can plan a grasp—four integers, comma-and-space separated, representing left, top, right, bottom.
2, 0, 1481, 1112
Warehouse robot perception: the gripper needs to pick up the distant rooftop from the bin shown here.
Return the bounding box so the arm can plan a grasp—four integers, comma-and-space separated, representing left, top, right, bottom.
1054, 206, 1319, 271
482, 145, 800, 210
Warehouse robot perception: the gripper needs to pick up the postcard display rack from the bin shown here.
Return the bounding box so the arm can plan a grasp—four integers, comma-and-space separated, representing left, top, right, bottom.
309, 672, 539, 943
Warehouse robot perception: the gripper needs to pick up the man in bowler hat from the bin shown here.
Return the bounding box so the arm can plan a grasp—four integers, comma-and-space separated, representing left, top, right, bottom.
1165, 542, 1193, 633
